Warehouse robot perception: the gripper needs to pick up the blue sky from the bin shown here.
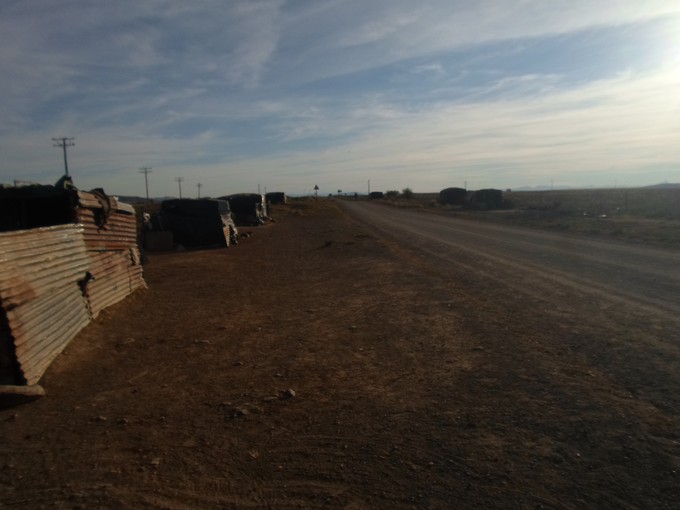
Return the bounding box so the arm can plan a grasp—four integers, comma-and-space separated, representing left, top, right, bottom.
1, 1, 679, 197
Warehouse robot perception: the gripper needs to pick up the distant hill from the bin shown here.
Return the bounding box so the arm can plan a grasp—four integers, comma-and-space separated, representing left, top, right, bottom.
116, 195, 147, 204
512, 183, 680, 192
117, 195, 179, 204
512, 185, 575, 191
643, 183, 680, 189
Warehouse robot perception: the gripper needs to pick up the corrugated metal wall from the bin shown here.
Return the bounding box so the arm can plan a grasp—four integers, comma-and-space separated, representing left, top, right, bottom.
0, 188, 147, 385
0, 225, 91, 385
75, 191, 146, 318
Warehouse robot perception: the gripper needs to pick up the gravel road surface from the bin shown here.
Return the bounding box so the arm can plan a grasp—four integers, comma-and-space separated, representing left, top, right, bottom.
340, 201, 680, 329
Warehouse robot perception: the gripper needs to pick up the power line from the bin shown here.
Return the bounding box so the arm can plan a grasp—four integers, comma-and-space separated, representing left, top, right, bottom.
175, 177, 184, 198
139, 167, 152, 203
52, 137, 75, 177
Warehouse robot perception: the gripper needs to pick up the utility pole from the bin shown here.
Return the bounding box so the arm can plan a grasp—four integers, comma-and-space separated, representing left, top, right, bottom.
175, 177, 184, 198
52, 137, 75, 177
197, 182, 202, 198
139, 167, 152, 203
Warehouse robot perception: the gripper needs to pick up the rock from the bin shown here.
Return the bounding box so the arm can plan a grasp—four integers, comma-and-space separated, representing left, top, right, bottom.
0, 384, 45, 409
230, 407, 249, 418
280, 388, 296, 399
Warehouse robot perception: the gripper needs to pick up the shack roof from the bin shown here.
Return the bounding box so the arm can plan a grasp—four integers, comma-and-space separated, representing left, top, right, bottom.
0, 183, 134, 233
161, 198, 232, 216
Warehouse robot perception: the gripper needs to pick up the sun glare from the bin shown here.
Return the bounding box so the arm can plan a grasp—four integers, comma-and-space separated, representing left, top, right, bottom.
660, 16, 680, 66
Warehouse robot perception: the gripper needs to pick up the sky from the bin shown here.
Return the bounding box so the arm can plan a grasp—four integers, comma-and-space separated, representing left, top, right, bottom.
1, 1, 679, 198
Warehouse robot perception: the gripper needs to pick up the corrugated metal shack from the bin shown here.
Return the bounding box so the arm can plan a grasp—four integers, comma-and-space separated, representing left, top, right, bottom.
219, 193, 269, 226
75, 190, 146, 318
0, 225, 91, 385
159, 198, 238, 248
265, 191, 287, 205
0, 183, 146, 385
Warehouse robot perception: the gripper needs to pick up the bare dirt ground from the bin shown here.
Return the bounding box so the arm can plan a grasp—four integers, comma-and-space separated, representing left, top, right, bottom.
1, 199, 679, 509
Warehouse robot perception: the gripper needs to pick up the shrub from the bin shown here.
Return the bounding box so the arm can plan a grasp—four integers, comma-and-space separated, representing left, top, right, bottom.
401, 187, 414, 199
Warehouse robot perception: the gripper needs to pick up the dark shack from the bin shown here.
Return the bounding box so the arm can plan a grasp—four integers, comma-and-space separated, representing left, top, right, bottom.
160, 199, 238, 248
0, 181, 145, 386
439, 187, 467, 206
265, 192, 287, 205
219, 194, 269, 226
466, 188, 504, 209
369, 191, 384, 199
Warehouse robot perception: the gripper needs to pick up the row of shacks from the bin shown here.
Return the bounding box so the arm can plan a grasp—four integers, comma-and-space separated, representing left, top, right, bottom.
0, 184, 287, 389
0, 182, 146, 387
438, 187, 504, 209
368, 188, 505, 209
144, 192, 283, 250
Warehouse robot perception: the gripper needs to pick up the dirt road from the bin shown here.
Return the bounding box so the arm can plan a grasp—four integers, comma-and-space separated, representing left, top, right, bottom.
1, 199, 679, 509
340, 201, 680, 324
342, 199, 680, 422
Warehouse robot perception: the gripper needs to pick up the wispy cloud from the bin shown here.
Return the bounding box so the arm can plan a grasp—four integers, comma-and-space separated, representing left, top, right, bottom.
216, 66, 680, 192
1, 1, 679, 195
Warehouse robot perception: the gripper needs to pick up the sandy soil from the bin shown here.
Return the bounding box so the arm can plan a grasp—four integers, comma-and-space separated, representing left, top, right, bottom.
1, 199, 679, 509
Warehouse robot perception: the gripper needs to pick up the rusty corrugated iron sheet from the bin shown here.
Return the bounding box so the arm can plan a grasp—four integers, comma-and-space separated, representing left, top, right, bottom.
0, 185, 147, 386
77, 209, 139, 249
0, 224, 91, 385
75, 190, 146, 319
86, 249, 145, 318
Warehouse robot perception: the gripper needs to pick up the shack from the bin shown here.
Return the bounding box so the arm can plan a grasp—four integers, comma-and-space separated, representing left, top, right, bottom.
265, 192, 287, 205
219, 193, 269, 226
439, 187, 467, 206
0, 180, 145, 386
159, 199, 238, 248
466, 189, 504, 210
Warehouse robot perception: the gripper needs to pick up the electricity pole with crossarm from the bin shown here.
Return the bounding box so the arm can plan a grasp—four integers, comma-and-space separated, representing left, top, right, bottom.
175, 177, 184, 198
52, 137, 75, 177
139, 167, 152, 203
